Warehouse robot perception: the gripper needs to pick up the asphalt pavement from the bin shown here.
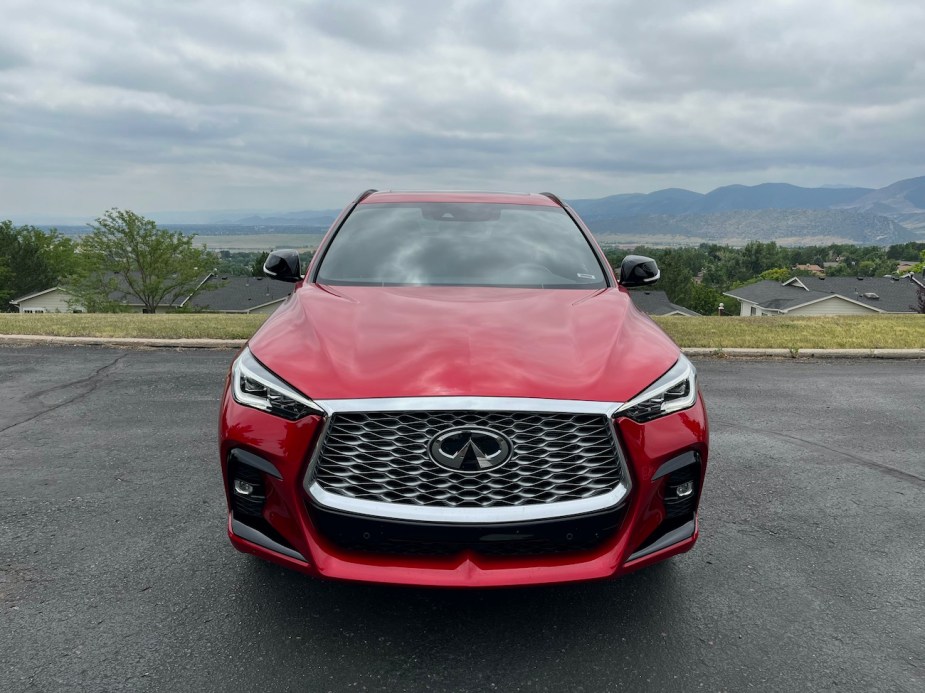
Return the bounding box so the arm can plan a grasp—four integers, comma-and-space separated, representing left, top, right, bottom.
0, 346, 922, 692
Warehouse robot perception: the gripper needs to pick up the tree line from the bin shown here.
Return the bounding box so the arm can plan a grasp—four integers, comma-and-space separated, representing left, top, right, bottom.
606, 241, 925, 315
0, 211, 284, 313
2, 211, 924, 314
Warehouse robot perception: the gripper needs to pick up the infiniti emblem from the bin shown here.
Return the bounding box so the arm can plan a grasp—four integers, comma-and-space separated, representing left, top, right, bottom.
428, 427, 513, 472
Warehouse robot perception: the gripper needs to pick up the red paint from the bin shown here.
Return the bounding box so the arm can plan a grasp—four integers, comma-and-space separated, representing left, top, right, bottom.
248, 285, 679, 402
219, 192, 709, 587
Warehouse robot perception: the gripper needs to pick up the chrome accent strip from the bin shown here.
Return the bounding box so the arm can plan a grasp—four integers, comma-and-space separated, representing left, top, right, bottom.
233, 348, 325, 415
231, 519, 306, 561
626, 518, 696, 562
304, 415, 332, 481
616, 355, 696, 417
313, 396, 623, 416
307, 480, 629, 524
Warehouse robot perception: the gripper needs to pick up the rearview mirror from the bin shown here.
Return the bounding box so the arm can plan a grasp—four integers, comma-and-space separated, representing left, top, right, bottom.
263, 249, 302, 283
619, 255, 660, 287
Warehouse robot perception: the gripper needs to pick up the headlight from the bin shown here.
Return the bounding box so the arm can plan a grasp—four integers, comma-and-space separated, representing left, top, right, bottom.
231, 347, 323, 420
617, 354, 697, 423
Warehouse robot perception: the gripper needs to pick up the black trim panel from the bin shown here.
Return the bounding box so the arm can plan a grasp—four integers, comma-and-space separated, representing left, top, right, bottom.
231, 519, 306, 561
229, 448, 282, 480
652, 451, 699, 480
309, 502, 626, 558
626, 519, 695, 562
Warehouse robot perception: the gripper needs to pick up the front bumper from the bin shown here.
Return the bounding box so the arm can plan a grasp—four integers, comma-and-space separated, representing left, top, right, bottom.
220, 389, 708, 587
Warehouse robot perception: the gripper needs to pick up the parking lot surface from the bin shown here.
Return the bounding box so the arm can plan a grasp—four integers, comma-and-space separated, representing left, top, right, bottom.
0, 346, 922, 692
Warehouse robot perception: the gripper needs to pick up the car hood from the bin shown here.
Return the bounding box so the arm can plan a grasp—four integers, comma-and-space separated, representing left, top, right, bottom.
248, 284, 680, 403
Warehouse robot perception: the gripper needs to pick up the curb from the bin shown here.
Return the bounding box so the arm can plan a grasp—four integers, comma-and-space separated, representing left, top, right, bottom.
1, 334, 924, 358
682, 347, 925, 359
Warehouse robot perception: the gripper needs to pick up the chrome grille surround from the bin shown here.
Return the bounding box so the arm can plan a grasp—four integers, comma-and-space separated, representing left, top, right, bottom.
304, 397, 630, 524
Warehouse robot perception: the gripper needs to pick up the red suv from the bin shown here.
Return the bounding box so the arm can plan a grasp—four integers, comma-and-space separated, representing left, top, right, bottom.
219, 190, 708, 587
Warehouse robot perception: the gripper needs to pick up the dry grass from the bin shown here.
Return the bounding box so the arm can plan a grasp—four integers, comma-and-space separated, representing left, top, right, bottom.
654, 314, 925, 349
1, 312, 924, 349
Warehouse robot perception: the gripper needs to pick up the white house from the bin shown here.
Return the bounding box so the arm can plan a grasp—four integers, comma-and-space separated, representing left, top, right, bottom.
8, 287, 82, 313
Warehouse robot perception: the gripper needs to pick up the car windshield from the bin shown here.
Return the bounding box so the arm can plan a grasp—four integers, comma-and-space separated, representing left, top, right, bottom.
315, 203, 607, 289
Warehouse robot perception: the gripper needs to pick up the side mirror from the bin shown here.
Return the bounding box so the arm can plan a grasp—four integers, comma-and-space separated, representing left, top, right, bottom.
263, 249, 302, 283
619, 255, 660, 287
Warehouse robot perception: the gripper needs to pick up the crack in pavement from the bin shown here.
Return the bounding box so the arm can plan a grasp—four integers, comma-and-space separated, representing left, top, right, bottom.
712, 419, 925, 487
0, 352, 129, 439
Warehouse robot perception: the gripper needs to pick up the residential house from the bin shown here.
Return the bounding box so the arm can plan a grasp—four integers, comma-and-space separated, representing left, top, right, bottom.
185, 275, 292, 314
9, 273, 292, 314
9, 275, 210, 314
724, 275, 922, 316
9, 287, 83, 313
629, 290, 698, 316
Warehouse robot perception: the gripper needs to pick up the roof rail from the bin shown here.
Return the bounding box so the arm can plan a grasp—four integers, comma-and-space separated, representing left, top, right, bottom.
355, 189, 378, 203
539, 192, 564, 207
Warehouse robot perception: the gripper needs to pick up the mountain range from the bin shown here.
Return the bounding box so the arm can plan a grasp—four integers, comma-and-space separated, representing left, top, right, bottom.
205, 176, 925, 246
564, 176, 925, 245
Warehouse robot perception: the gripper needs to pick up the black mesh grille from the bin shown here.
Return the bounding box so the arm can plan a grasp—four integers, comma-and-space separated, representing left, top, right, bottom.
311, 411, 623, 508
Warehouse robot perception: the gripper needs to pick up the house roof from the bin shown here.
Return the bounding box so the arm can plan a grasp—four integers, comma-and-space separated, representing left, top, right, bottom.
9, 286, 68, 304
186, 275, 292, 312
725, 276, 919, 313
785, 276, 919, 313
629, 290, 698, 316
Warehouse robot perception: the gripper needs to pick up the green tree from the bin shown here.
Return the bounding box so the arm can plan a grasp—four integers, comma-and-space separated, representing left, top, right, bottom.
0, 221, 78, 309
252, 251, 270, 277
912, 282, 925, 314
67, 209, 214, 313
887, 242, 925, 260
687, 283, 739, 316
909, 250, 925, 276
649, 252, 695, 307
758, 267, 794, 283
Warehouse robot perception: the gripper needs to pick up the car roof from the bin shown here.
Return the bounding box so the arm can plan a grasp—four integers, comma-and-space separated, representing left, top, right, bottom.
360, 191, 560, 206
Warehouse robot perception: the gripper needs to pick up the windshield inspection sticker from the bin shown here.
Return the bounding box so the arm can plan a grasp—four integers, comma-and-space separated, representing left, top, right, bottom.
577, 273, 596, 279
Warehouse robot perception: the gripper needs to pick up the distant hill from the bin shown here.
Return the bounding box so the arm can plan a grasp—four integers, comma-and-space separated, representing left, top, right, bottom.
832, 175, 925, 230
37, 176, 925, 246
585, 209, 915, 245
568, 176, 925, 245
570, 183, 875, 218
218, 210, 340, 226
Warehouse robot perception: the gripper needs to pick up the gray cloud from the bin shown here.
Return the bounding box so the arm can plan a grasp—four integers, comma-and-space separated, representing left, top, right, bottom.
0, 0, 923, 219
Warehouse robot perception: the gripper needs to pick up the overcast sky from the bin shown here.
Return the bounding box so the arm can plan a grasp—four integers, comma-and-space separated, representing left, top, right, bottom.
2, 0, 924, 221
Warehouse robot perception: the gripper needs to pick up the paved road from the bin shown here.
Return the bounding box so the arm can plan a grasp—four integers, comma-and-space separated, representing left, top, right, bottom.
0, 346, 922, 692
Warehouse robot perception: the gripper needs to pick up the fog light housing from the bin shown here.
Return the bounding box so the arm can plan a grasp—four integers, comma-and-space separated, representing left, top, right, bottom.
664, 465, 698, 520
229, 460, 266, 518
233, 479, 257, 497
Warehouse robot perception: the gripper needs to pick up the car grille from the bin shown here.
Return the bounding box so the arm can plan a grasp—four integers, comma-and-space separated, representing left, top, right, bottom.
310, 411, 623, 508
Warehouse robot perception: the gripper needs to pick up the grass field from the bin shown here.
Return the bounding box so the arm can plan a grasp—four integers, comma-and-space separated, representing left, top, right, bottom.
0, 313, 923, 349
654, 314, 925, 349
193, 234, 318, 251
0, 313, 268, 339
